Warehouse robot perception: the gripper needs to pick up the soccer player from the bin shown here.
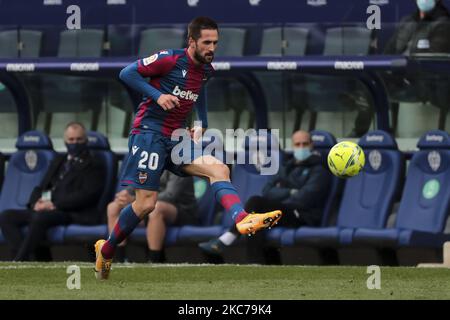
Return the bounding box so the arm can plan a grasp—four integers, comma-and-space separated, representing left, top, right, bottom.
94, 16, 282, 279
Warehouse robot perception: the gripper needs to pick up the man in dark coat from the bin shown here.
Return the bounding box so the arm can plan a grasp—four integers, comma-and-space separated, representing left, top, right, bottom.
384, 0, 450, 55
0, 122, 105, 261
199, 130, 332, 263
383, 0, 450, 131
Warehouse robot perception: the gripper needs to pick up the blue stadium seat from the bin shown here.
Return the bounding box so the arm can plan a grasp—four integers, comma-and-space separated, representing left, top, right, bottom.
62, 131, 117, 243
0, 131, 55, 212
0, 131, 55, 245
293, 130, 404, 247
0, 152, 4, 195
273, 130, 342, 247
353, 130, 450, 249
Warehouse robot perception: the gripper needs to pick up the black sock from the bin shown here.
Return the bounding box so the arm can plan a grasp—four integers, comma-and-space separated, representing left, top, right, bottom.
148, 250, 165, 263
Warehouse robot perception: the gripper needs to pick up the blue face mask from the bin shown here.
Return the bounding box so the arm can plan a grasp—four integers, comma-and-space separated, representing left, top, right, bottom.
293, 147, 311, 161
417, 0, 436, 13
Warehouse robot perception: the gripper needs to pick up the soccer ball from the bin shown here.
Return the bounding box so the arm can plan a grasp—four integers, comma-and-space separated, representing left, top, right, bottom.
327, 141, 365, 178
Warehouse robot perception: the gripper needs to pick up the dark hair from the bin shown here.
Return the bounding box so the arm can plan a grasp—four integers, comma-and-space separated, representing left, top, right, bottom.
188, 16, 219, 41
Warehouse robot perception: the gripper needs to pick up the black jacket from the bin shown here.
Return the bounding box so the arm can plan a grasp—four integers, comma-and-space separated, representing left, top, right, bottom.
28, 151, 105, 225
384, 3, 450, 54
262, 153, 331, 226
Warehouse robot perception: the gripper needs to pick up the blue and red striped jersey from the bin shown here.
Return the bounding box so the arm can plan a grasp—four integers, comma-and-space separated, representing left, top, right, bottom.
130, 48, 214, 136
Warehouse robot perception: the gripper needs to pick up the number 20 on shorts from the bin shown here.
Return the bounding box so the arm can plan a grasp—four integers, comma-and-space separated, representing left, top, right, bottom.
138, 151, 159, 170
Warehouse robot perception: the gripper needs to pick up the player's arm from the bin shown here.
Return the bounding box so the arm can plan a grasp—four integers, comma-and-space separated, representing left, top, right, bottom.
188, 86, 208, 142
119, 54, 179, 110
195, 86, 208, 130
282, 165, 331, 209
262, 167, 291, 202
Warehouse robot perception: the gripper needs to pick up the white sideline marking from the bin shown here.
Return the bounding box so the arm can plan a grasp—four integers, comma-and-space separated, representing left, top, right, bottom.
0, 263, 274, 269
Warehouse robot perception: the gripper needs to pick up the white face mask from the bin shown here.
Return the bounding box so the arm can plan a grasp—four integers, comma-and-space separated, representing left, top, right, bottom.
293, 147, 311, 161
417, 0, 436, 13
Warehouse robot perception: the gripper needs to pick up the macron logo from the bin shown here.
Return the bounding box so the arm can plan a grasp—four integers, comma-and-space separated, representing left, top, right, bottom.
132, 146, 139, 155
182, 70, 187, 78
172, 86, 199, 102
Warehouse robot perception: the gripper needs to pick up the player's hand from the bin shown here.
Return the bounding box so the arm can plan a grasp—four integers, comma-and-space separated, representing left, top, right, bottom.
157, 94, 180, 111
115, 190, 134, 207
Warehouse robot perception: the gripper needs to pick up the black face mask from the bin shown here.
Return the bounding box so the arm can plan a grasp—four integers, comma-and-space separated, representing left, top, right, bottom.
65, 142, 88, 157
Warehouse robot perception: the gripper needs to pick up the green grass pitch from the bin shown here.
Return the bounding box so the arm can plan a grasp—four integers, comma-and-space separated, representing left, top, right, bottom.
0, 262, 449, 299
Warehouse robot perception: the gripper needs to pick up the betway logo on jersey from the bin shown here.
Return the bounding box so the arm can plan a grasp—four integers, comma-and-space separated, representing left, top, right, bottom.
172, 86, 199, 102
334, 61, 365, 70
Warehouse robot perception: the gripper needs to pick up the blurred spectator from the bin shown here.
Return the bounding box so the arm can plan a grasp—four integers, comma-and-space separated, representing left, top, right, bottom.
384, 0, 450, 55
107, 171, 198, 263
383, 0, 450, 132
0, 122, 104, 261
199, 130, 332, 264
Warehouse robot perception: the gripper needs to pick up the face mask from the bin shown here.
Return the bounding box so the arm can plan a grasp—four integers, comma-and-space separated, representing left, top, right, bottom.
293, 147, 311, 161
417, 0, 436, 13
65, 142, 88, 157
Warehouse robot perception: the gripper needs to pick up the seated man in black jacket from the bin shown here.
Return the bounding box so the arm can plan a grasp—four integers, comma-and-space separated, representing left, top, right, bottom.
199, 130, 331, 263
0, 122, 105, 261
384, 0, 450, 55
383, 0, 450, 131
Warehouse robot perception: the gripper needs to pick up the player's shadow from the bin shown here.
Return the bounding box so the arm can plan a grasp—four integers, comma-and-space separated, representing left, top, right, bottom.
200, 252, 225, 264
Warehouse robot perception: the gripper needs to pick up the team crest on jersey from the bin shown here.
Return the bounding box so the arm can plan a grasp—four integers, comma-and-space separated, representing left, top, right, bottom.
138, 171, 148, 184
143, 54, 158, 66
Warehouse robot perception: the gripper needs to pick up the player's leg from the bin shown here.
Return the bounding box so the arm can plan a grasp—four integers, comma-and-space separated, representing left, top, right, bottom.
146, 201, 177, 263
182, 155, 282, 235
95, 132, 166, 280
95, 190, 157, 279
107, 198, 128, 247
199, 195, 284, 255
